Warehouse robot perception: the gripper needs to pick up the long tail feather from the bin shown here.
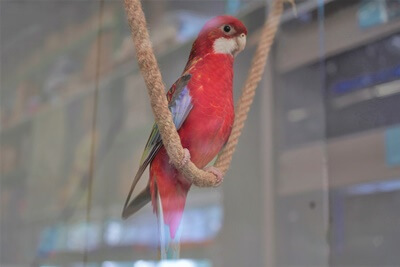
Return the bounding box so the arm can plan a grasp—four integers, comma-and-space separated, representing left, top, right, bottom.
157, 191, 182, 260
122, 185, 151, 219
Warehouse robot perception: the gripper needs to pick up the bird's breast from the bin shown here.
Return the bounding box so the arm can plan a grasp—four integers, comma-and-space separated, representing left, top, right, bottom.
178, 54, 235, 168
178, 102, 234, 169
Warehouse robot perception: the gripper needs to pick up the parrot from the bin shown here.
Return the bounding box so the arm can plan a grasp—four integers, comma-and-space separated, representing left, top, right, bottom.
122, 15, 247, 259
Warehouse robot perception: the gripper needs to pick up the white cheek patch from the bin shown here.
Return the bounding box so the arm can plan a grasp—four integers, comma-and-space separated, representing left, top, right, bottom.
213, 37, 238, 55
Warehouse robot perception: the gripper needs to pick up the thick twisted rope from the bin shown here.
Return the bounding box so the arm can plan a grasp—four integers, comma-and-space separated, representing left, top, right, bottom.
214, 0, 287, 173
124, 0, 288, 187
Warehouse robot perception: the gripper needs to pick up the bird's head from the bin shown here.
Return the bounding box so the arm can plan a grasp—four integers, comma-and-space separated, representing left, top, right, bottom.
189, 15, 247, 58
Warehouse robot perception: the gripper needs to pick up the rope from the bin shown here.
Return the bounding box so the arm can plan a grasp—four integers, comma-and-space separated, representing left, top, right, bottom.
124, 0, 290, 187
214, 0, 288, 173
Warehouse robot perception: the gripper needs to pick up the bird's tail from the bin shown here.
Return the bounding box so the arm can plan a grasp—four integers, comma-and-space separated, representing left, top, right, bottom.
157, 191, 183, 260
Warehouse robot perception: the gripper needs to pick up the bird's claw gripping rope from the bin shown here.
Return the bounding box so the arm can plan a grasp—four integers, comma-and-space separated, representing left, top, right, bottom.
204, 166, 224, 187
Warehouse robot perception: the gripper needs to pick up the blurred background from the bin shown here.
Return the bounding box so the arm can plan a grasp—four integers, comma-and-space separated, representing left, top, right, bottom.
1, 0, 400, 266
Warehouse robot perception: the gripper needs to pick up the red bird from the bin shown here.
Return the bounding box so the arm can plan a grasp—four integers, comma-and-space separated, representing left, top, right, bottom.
123, 15, 247, 258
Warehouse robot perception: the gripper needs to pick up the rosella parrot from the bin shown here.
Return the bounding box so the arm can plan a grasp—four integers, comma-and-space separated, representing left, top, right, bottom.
122, 15, 247, 259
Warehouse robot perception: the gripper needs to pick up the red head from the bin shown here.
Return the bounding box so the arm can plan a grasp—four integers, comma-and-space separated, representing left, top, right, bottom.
189, 15, 247, 59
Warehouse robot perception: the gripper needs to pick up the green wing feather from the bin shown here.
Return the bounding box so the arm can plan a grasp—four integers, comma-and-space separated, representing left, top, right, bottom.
140, 123, 162, 166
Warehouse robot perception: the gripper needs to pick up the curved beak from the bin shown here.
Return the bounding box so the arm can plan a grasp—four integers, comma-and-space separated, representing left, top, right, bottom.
233, 33, 247, 57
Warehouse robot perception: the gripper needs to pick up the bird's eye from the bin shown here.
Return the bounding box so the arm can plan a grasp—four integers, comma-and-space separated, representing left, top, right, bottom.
223, 25, 231, 33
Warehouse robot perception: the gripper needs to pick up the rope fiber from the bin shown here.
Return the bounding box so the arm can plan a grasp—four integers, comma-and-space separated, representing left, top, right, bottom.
124, 0, 290, 187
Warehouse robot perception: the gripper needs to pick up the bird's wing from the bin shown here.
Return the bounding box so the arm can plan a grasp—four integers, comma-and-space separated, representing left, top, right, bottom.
122, 74, 193, 218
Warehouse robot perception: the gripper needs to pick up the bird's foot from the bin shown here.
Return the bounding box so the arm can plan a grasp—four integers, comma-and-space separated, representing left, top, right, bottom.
204, 166, 224, 186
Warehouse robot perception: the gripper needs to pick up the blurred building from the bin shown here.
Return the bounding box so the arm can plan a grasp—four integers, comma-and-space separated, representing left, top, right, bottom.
1, 0, 400, 266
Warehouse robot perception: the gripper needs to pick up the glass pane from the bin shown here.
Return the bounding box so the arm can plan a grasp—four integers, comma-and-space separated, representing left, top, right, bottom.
3, 0, 400, 266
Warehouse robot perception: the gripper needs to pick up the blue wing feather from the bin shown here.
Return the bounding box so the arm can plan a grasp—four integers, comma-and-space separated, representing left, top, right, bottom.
171, 86, 193, 129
